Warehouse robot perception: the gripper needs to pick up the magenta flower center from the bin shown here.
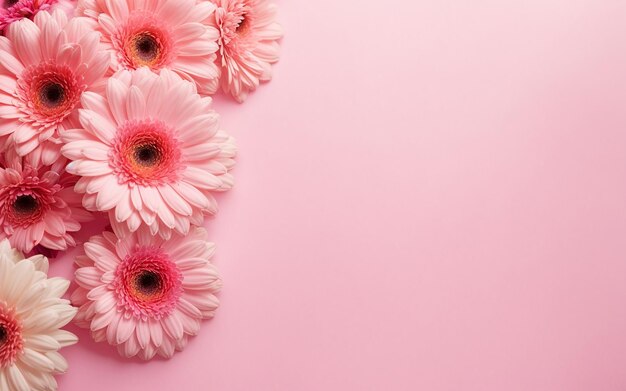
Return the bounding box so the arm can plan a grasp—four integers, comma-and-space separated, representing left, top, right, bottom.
0, 305, 22, 368
111, 119, 182, 186
114, 247, 182, 319
16, 62, 83, 127
0, 167, 59, 228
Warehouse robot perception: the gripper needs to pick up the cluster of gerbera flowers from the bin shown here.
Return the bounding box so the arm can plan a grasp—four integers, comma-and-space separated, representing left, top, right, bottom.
0, 0, 281, 388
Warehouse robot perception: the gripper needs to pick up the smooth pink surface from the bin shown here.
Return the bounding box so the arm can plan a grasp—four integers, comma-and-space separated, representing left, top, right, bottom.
50, 1, 626, 390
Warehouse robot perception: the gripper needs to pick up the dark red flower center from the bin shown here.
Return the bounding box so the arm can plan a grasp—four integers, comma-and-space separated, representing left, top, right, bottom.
123, 27, 172, 70
17, 63, 82, 125
114, 247, 183, 319
13, 195, 39, 216
116, 12, 175, 71
133, 143, 161, 168
0, 326, 6, 346
2, 0, 18, 9
133, 33, 160, 63
0, 166, 60, 229
112, 120, 182, 186
236, 14, 250, 34
39, 82, 65, 109
134, 270, 162, 297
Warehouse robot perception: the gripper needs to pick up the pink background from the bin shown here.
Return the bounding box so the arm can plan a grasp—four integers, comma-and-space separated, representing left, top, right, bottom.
49, 0, 626, 390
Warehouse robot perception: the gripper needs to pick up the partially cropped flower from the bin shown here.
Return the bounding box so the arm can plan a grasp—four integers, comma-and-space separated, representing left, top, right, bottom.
209, 0, 282, 102
0, 235, 49, 271
0, 151, 92, 253
0, 10, 109, 166
0, 0, 75, 33
0, 239, 78, 390
62, 68, 236, 239
77, 0, 221, 94
72, 227, 221, 360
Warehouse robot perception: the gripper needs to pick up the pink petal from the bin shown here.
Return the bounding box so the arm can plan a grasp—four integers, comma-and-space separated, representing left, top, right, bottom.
10, 19, 42, 65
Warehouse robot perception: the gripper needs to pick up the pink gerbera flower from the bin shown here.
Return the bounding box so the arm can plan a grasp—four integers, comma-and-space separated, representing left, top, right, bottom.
77, 0, 221, 94
72, 227, 222, 360
61, 68, 236, 239
0, 10, 109, 166
0, 151, 92, 253
0, 0, 74, 34
209, 0, 282, 102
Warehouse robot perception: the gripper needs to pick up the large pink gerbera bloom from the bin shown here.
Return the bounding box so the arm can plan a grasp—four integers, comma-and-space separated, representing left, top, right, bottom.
72, 227, 221, 360
0, 0, 75, 34
0, 151, 92, 253
77, 0, 221, 95
0, 10, 109, 166
61, 68, 236, 239
209, 0, 282, 102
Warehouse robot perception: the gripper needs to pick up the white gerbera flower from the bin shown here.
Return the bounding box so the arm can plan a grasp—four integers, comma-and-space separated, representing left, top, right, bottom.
0, 239, 77, 391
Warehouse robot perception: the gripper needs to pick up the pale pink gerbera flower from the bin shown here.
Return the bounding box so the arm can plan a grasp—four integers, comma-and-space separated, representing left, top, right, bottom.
0, 10, 109, 166
209, 0, 282, 102
0, 239, 78, 390
0, 0, 75, 34
72, 227, 221, 360
62, 68, 236, 239
77, 0, 221, 94
0, 151, 92, 253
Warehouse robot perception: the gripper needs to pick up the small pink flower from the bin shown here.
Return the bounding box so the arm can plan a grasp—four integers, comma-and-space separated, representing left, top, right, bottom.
72, 227, 222, 360
62, 68, 236, 239
209, 0, 283, 102
77, 0, 222, 95
0, 10, 109, 166
0, 151, 92, 253
0, 0, 74, 33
